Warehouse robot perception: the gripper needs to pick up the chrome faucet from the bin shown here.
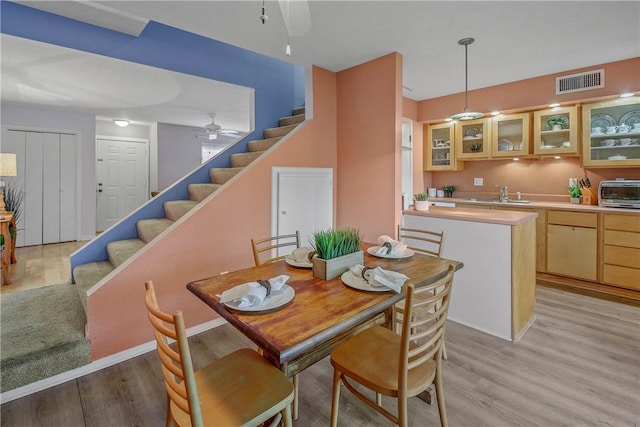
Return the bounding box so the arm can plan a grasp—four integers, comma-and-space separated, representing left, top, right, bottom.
497, 185, 508, 202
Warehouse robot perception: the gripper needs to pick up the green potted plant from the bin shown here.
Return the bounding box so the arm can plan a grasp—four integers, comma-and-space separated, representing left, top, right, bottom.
443, 185, 456, 198
414, 192, 430, 211
547, 117, 565, 131
568, 185, 582, 204
311, 227, 363, 280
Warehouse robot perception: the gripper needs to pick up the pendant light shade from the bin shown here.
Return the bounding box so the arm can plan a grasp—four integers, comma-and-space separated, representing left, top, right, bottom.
450, 37, 484, 121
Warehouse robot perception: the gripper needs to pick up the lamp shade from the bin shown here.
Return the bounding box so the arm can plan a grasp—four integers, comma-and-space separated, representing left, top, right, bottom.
0, 153, 17, 177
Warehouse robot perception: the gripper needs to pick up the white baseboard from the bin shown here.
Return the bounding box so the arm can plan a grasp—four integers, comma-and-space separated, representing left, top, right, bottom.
0, 318, 226, 404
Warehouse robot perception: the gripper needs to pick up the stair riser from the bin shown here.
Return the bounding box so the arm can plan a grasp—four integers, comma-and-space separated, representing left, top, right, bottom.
230, 151, 263, 168
164, 201, 198, 221
137, 218, 173, 243
247, 137, 281, 152
106, 239, 146, 268
264, 124, 297, 139
210, 168, 242, 185
279, 114, 305, 127
292, 106, 306, 116
188, 184, 221, 202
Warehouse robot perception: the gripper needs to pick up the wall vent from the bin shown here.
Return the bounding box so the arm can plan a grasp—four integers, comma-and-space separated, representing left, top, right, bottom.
556, 69, 604, 94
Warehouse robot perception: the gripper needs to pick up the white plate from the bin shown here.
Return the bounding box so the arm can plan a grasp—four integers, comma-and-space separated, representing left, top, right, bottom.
591, 114, 617, 129
223, 284, 295, 312
607, 155, 628, 160
464, 127, 480, 137
367, 246, 415, 259
340, 271, 391, 293
540, 145, 556, 149
498, 138, 513, 151
285, 257, 312, 268
619, 110, 640, 128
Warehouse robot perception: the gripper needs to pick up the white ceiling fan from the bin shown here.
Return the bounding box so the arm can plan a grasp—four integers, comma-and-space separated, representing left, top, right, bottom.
194, 113, 244, 140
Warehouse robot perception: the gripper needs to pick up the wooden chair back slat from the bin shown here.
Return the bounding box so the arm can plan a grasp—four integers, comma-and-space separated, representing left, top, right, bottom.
251, 231, 301, 266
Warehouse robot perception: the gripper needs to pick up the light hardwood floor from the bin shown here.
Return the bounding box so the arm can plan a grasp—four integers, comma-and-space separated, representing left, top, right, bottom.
1, 241, 86, 294
1, 283, 639, 426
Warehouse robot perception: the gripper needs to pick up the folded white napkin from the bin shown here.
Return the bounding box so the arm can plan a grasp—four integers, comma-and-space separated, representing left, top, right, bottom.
288, 247, 314, 263
349, 264, 408, 293
375, 235, 408, 256
219, 275, 289, 308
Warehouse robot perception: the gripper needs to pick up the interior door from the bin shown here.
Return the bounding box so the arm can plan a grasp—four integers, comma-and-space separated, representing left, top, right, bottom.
401, 119, 413, 207
96, 138, 149, 232
273, 167, 333, 251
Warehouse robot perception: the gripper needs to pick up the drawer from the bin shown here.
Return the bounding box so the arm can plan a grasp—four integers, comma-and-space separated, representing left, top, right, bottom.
603, 264, 640, 290
604, 229, 640, 249
604, 245, 640, 269
547, 210, 597, 228
604, 214, 640, 233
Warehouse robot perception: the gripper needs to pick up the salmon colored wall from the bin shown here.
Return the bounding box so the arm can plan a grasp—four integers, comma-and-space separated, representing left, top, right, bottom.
418, 58, 640, 123
418, 57, 640, 198
336, 53, 403, 241
87, 66, 338, 359
403, 97, 429, 195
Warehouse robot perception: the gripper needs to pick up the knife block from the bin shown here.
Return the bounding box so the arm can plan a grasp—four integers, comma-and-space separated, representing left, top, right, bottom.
581, 188, 598, 205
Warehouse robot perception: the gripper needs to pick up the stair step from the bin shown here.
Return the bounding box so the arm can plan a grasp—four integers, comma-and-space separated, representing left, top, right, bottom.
247, 137, 281, 152
279, 113, 305, 127
264, 123, 298, 139
137, 218, 174, 243
210, 167, 243, 185
230, 151, 264, 168
73, 261, 115, 312
106, 239, 146, 268
292, 106, 306, 116
164, 200, 199, 221
188, 183, 221, 202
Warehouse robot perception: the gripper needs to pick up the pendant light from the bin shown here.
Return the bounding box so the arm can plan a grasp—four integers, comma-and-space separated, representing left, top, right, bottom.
449, 37, 484, 121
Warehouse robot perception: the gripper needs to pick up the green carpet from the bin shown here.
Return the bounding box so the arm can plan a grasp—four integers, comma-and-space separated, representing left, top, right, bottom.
0, 283, 90, 392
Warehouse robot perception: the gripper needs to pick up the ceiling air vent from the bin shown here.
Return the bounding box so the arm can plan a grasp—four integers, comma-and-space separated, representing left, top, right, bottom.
556, 69, 604, 94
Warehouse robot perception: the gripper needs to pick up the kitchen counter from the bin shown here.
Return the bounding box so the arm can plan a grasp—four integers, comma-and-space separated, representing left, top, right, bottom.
404, 205, 538, 225
431, 197, 640, 214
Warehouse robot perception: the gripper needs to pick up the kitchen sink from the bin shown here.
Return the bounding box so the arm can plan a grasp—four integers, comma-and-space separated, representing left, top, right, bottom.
465, 198, 533, 204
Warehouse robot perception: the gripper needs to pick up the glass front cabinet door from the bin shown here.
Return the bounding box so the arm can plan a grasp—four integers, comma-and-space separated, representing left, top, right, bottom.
490, 112, 530, 158
533, 106, 578, 155
424, 122, 462, 171
455, 118, 490, 159
582, 96, 640, 167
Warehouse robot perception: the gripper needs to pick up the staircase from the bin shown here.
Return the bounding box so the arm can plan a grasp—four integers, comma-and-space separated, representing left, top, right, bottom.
72, 107, 305, 312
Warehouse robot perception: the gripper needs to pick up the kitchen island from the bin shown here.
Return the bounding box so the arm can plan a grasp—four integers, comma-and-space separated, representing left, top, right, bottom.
403, 206, 538, 341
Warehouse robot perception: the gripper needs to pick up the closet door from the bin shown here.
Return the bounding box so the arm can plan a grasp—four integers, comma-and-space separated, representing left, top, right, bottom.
59, 134, 76, 242
43, 133, 61, 244
24, 132, 44, 246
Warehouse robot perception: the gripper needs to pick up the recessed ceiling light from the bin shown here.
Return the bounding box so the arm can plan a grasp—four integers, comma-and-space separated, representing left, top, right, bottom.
554, 156, 561, 159
491, 111, 501, 116
512, 157, 520, 161
113, 119, 130, 127
549, 103, 560, 108
619, 92, 635, 98
444, 118, 453, 122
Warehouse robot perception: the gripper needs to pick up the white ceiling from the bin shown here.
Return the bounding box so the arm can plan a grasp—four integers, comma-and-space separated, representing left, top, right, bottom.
3, 1, 639, 128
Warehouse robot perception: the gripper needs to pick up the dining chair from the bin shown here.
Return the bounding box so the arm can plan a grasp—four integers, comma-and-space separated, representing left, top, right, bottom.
144, 281, 294, 427
396, 226, 448, 360
330, 265, 455, 427
251, 231, 301, 266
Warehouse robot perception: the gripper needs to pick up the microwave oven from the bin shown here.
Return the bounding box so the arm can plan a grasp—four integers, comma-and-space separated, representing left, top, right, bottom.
598, 180, 640, 209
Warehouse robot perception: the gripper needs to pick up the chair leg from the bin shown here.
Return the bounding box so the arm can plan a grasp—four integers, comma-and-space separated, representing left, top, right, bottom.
283, 402, 293, 427
398, 394, 408, 427
434, 360, 448, 427
165, 396, 175, 427
292, 373, 299, 420
442, 340, 448, 361
330, 369, 342, 427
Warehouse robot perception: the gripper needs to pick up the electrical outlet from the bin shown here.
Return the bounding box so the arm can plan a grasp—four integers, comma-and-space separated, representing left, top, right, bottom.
474, 177, 483, 186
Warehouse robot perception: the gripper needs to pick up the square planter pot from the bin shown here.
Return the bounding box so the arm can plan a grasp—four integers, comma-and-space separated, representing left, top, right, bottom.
570, 197, 581, 204
312, 250, 364, 281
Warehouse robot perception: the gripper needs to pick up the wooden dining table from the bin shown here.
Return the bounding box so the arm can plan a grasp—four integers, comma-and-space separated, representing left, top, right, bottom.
187, 243, 462, 418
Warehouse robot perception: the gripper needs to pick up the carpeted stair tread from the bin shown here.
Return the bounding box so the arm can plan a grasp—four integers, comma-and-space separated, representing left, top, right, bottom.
137, 218, 174, 243
279, 113, 305, 127
73, 261, 115, 312
188, 183, 221, 202
210, 167, 243, 185
0, 283, 91, 392
264, 123, 298, 139
106, 238, 146, 267
247, 137, 281, 153
230, 151, 264, 168
164, 200, 198, 221
292, 106, 306, 116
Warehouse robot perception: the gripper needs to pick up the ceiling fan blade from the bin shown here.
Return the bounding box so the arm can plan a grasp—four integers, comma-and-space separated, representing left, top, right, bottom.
279, 0, 311, 37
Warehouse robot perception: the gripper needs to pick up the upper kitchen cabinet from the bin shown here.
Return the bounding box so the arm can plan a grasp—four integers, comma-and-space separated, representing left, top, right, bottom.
455, 118, 490, 159
490, 113, 531, 158
424, 122, 463, 171
582, 96, 640, 168
533, 106, 579, 155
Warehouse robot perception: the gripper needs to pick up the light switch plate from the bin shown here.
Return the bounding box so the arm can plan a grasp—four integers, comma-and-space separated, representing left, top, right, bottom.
474, 177, 483, 186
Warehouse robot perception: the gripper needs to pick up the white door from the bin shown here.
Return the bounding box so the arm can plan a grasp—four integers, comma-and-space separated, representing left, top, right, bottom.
272, 167, 333, 251
96, 138, 149, 232
401, 120, 413, 204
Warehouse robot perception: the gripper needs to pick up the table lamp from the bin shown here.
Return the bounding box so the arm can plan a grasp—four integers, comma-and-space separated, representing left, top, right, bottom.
0, 153, 17, 215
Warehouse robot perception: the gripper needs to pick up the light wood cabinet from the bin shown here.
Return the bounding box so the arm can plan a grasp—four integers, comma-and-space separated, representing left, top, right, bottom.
602, 213, 640, 290
533, 106, 579, 155
582, 96, 640, 168
490, 113, 531, 158
424, 122, 463, 171
455, 118, 491, 159
546, 211, 597, 281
